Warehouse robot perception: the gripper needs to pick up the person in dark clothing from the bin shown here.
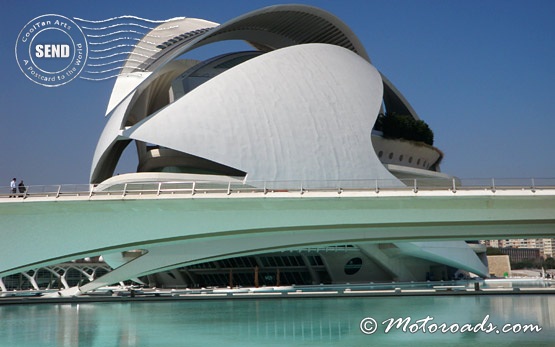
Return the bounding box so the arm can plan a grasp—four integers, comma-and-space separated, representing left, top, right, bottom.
18, 180, 26, 197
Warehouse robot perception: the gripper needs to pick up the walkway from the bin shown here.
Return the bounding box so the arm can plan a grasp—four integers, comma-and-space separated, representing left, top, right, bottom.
1, 178, 554, 295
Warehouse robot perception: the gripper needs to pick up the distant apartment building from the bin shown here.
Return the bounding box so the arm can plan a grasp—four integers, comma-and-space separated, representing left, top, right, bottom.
481, 238, 555, 259
544, 239, 555, 259
500, 248, 541, 263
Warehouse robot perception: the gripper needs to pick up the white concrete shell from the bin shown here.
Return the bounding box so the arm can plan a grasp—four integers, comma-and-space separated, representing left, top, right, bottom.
106, 17, 218, 114
123, 43, 396, 186
91, 4, 418, 186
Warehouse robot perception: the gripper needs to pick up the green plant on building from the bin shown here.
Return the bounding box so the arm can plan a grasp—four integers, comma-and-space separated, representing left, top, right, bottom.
375, 112, 434, 146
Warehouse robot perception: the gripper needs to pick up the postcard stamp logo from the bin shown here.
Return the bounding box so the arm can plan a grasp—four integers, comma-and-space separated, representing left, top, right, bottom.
15, 14, 88, 87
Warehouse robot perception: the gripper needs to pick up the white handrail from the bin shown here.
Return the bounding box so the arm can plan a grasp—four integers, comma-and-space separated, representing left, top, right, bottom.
1, 178, 555, 200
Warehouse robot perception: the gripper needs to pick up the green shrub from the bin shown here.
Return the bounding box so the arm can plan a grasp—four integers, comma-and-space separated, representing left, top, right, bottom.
375, 113, 434, 145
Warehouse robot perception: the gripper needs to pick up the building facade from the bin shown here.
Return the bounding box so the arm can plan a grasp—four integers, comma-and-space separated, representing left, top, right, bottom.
86, 4, 488, 288
482, 238, 555, 259
2, 5, 493, 292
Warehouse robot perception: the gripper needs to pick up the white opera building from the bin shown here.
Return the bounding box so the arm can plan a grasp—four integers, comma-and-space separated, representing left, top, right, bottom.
83, 5, 488, 287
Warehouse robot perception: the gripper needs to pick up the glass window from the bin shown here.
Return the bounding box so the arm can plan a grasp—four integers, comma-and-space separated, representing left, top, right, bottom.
344, 257, 363, 275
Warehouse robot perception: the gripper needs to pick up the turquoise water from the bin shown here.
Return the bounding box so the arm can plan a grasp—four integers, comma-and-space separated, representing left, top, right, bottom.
1, 295, 554, 346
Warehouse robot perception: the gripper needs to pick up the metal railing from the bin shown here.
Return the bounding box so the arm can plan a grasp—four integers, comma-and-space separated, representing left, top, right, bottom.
1, 178, 554, 200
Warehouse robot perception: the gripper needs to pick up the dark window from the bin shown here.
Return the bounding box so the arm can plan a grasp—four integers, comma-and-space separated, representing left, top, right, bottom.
344, 257, 363, 275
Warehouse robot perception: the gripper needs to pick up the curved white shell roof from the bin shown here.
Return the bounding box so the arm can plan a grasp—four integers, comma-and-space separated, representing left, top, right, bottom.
124, 44, 395, 185
91, 4, 414, 187
105, 5, 371, 116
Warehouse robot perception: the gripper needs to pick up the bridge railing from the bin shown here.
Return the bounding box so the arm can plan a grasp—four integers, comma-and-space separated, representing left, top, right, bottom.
1, 178, 554, 199
457, 178, 554, 191
0, 184, 92, 199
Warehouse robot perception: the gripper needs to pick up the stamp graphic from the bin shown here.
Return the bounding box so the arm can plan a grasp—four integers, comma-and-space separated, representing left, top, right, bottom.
15, 14, 88, 87
16, 14, 179, 87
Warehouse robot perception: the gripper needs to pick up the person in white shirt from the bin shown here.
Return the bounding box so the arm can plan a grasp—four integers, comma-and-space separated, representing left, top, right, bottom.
10, 178, 16, 198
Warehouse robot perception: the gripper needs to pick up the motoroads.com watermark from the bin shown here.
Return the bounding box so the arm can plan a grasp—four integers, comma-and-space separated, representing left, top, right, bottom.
360, 315, 542, 335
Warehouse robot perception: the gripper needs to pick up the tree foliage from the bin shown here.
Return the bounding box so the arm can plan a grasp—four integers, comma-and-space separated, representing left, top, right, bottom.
375, 113, 434, 146
508, 257, 554, 270
486, 247, 505, 255
545, 257, 555, 269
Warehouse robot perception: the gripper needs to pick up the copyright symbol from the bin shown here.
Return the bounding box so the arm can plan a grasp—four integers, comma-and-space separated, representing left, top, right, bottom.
360, 317, 378, 335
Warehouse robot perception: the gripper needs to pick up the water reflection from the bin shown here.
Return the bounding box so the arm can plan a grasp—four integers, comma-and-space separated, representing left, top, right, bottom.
1, 295, 554, 346
482, 295, 554, 328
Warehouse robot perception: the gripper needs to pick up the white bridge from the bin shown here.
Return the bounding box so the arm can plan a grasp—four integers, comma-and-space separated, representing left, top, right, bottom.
1, 177, 554, 296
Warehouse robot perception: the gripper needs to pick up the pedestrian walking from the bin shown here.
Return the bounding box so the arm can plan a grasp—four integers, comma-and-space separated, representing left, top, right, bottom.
9, 178, 16, 198
18, 180, 26, 197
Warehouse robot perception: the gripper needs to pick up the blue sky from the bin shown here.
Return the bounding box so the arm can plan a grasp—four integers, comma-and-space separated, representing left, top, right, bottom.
2, 0, 554, 186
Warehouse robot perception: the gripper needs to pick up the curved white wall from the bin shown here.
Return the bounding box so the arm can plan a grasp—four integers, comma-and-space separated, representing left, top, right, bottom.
124, 44, 399, 187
